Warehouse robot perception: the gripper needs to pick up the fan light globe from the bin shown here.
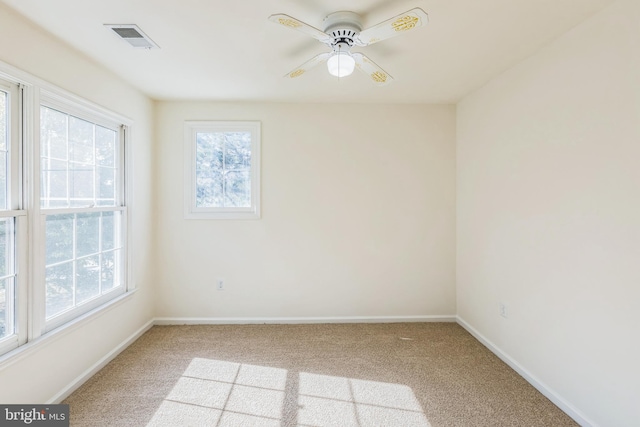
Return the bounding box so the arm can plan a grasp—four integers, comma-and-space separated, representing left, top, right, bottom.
327, 53, 355, 77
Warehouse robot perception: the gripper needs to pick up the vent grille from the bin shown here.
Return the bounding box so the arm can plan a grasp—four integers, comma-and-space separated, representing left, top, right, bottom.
105, 24, 159, 49
112, 28, 143, 38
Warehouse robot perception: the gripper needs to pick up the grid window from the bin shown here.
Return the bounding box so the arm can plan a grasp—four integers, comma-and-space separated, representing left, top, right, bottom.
0, 79, 22, 351
185, 121, 260, 219
196, 131, 252, 208
0, 88, 11, 341
0, 65, 132, 357
40, 100, 126, 328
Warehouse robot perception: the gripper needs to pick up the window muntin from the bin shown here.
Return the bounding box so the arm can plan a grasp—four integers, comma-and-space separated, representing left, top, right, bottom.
0, 217, 16, 341
185, 121, 260, 219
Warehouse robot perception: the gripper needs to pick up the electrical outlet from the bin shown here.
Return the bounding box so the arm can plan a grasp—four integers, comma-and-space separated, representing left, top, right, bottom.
499, 302, 508, 318
217, 278, 224, 291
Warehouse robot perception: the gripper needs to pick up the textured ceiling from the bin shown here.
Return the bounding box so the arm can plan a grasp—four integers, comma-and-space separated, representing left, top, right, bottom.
2, 0, 614, 103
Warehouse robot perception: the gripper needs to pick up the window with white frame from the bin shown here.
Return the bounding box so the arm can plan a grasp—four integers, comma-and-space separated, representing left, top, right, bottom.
184, 121, 260, 219
40, 99, 127, 330
0, 77, 26, 356
0, 62, 132, 358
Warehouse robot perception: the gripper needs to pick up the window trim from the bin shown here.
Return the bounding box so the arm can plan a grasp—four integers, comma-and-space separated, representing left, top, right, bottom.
184, 120, 261, 220
0, 58, 136, 353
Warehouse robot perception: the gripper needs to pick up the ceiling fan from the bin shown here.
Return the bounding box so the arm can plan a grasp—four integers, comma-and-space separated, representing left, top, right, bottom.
268, 7, 428, 85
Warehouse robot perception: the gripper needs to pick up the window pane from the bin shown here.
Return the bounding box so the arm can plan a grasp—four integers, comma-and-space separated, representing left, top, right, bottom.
0, 90, 7, 211
101, 211, 116, 251
96, 126, 116, 167
76, 213, 99, 257
101, 249, 119, 292
40, 107, 68, 160
0, 151, 6, 211
46, 214, 74, 265
41, 158, 68, 208
69, 163, 94, 207
0, 218, 15, 339
76, 255, 99, 304
0, 90, 6, 152
69, 116, 94, 164
96, 166, 115, 206
0, 219, 7, 278
196, 132, 223, 171
196, 171, 223, 207
45, 261, 73, 318
224, 132, 251, 170
224, 171, 251, 207
0, 278, 11, 339
101, 211, 122, 252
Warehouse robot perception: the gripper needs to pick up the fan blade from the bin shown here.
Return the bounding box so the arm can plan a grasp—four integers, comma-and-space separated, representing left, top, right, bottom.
268, 14, 332, 44
355, 8, 428, 46
284, 52, 331, 79
352, 53, 394, 85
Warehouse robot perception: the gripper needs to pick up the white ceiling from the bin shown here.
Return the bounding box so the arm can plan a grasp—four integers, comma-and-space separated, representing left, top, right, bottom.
3, 0, 614, 103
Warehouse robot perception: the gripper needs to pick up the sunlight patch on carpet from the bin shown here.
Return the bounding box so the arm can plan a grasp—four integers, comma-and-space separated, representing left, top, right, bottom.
298, 373, 430, 427
147, 357, 430, 426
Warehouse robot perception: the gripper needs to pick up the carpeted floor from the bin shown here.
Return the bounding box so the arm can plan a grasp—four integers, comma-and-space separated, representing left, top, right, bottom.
63, 323, 577, 426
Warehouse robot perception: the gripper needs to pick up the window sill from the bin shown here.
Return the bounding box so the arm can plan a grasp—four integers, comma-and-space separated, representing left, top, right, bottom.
0, 289, 139, 371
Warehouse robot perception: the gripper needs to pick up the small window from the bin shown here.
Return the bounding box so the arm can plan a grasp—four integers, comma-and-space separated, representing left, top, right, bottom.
184, 121, 260, 219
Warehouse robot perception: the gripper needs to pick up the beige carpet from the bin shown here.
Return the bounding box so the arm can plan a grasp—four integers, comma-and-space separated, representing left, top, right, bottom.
63, 323, 577, 426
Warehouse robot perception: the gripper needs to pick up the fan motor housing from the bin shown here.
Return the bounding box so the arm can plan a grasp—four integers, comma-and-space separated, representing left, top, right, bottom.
323, 11, 362, 51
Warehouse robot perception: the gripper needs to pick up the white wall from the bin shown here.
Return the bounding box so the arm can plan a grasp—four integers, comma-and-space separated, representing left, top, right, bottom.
155, 102, 456, 319
457, 0, 640, 425
0, 4, 155, 402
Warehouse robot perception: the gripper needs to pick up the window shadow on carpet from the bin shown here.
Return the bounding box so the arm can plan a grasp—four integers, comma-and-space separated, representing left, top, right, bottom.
146, 357, 431, 427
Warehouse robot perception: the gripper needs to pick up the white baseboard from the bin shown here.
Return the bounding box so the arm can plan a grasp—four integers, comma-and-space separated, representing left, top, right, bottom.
154, 315, 457, 325
47, 319, 154, 404
456, 316, 596, 427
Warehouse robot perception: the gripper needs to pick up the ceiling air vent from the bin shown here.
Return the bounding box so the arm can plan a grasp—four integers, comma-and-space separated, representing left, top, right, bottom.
104, 24, 159, 49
